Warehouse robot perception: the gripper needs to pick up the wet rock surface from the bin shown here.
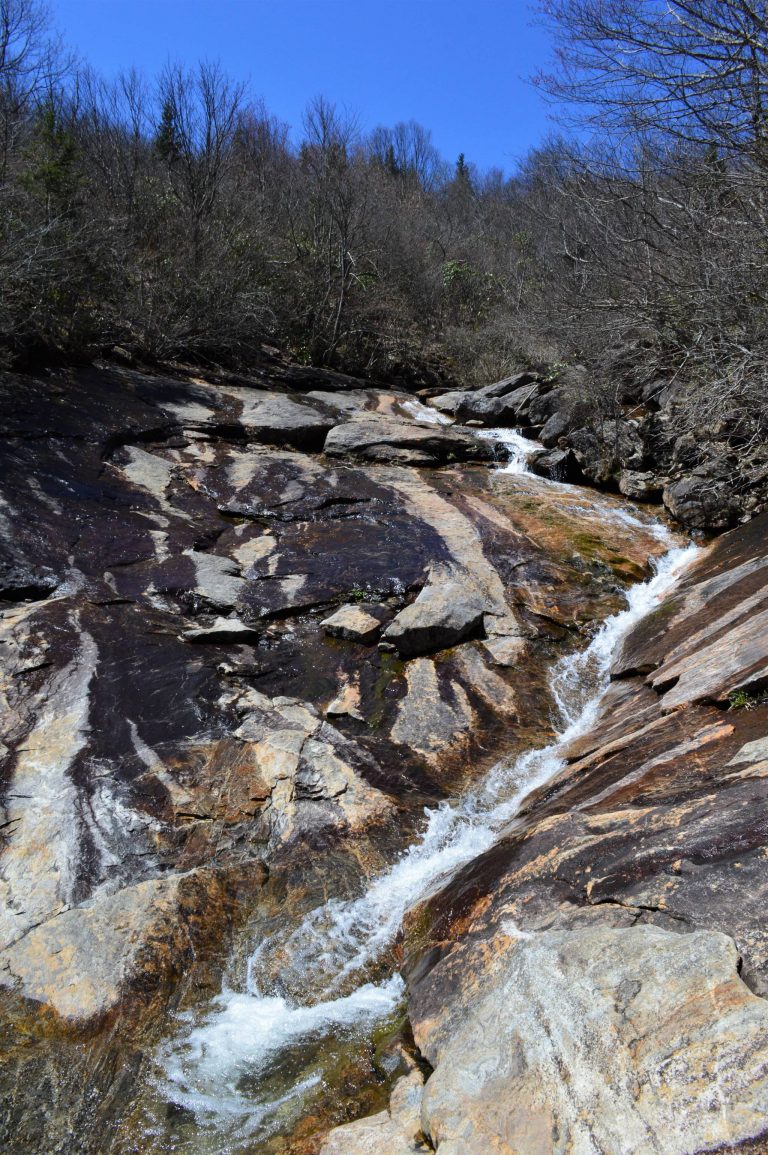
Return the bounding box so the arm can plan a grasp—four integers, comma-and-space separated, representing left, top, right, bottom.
400, 510, 768, 1153
0, 360, 672, 1152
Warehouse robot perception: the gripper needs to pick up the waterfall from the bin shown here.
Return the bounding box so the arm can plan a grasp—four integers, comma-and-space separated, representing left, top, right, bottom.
478, 426, 543, 473
155, 428, 700, 1144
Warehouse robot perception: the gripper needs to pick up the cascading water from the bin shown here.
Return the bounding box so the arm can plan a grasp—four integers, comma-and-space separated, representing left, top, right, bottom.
479, 426, 544, 473
156, 426, 700, 1146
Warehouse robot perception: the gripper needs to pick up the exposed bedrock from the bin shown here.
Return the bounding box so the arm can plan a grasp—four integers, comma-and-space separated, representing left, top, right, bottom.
388, 509, 768, 1154
0, 360, 672, 1150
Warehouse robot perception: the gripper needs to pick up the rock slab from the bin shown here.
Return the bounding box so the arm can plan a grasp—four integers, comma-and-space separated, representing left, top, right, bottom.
417, 925, 768, 1155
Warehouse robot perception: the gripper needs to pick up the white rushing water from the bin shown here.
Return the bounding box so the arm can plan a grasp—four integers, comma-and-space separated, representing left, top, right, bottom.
157, 428, 700, 1143
479, 426, 544, 473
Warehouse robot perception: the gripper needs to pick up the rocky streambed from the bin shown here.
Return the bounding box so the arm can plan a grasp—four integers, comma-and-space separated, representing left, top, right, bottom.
1, 360, 767, 1153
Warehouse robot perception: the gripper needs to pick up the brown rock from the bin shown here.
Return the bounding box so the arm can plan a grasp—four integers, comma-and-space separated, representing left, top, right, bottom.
321, 604, 389, 643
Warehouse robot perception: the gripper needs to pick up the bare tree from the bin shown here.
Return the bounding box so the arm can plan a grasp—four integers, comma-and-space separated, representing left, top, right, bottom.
538, 1, 768, 161
0, 0, 70, 183
155, 61, 244, 266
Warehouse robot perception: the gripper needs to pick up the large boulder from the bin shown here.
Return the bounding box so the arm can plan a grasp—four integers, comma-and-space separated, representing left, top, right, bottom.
428, 391, 470, 415
455, 378, 546, 427
236, 392, 340, 451
529, 447, 583, 484
381, 566, 488, 657
567, 420, 645, 487
0, 870, 238, 1021
323, 415, 493, 466
538, 398, 591, 448
526, 384, 566, 428
663, 469, 741, 531
478, 369, 539, 399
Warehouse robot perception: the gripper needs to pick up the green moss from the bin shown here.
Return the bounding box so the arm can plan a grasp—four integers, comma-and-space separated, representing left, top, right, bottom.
368, 652, 406, 730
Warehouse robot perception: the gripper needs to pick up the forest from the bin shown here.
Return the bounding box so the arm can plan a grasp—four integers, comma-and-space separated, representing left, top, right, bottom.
1, 0, 768, 444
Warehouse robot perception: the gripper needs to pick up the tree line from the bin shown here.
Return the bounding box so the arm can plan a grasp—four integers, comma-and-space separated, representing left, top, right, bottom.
2, 0, 768, 438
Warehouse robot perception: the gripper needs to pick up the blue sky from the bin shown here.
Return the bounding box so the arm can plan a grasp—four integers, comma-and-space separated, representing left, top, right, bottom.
50, 0, 555, 175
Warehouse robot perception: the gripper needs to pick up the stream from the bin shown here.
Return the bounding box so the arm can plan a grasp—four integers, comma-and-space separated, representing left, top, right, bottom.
151, 429, 700, 1150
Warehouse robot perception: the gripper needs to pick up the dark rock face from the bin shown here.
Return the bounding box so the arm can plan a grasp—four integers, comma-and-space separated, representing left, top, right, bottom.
454, 376, 549, 427
663, 471, 741, 530
0, 561, 59, 601
539, 405, 580, 447
529, 446, 584, 484
0, 361, 670, 1151
432, 372, 542, 426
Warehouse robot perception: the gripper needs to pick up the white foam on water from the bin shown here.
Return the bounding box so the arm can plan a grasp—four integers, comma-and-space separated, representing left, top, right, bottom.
574, 497, 672, 543
159, 976, 404, 1140
156, 423, 700, 1141
481, 426, 675, 551
158, 539, 699, 1141
478, 426, 544, 473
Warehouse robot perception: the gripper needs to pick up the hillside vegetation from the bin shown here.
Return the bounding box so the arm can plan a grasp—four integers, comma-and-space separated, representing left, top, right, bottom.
2, 0, 767, 447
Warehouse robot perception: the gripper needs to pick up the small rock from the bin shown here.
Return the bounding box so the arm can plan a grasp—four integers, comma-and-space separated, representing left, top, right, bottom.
618, 470, 663, 502
326, 679, 365, 721
321, 604, 389, 643
483, 636, 527, 667
182, 616, 260, 643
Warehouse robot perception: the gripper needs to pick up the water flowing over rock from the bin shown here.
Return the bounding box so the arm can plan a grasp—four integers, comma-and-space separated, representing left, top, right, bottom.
446, 359, 768, 531
2, 359, 767, 1153
400, 508, 768, 1154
